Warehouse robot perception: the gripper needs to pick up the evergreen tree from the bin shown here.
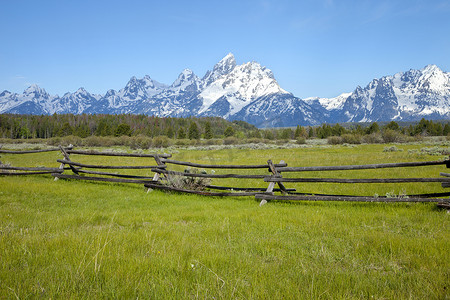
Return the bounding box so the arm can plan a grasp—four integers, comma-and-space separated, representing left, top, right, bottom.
443, 124, 450, 136
294, 125, 306, 138
224, 126, 235, 137
432, 122, 443, 136
280, 128, 293, 139
74, 124, 90, 138
366, 122, 380, 134
385, 121, 400, 131
188, 122, 200, 139
115, 123, 132, 137
332, 123, 345, 136
263, 130, 274, 140
177, 127, 186, 139
308, 126, 314, 138
166, 126, 175, 138
204, 122, 213, 139
59, 122, 73, 136
96, 119, 113, 136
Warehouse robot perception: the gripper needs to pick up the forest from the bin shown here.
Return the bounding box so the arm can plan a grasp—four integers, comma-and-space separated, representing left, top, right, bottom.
0, 113, 449, 145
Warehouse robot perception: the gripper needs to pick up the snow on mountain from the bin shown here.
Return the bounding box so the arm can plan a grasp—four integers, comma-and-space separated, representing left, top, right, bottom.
304, 92, 352, 111
168, 69, 202, 95
54, 88, 100, 114
118, 75, 167, 101
333, 65, 450, 122
199, 59, 289, 118
202, 53, 236, 87
0, 54, 448, 127
391, 64, 450, 116
231, 93, 323, 127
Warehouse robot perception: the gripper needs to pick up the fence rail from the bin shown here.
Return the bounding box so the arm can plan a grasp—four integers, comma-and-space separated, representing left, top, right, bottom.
0, 146, 72, 176
1, 144, 449, 206
275, 160, 450, 172
52, 146, 164, 184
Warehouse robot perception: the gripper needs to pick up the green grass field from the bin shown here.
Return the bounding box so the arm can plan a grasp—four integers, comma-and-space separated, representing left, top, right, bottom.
1, 143, 449, 299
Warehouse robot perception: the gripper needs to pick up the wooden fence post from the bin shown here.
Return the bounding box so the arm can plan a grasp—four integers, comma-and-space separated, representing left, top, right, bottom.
147, 154, 168, 192
267, 160, 288, 194
262, 160, 288, 206
56, 145, 78, 181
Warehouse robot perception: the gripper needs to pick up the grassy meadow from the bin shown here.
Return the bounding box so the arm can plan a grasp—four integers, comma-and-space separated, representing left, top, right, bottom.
0, 142, 449, 299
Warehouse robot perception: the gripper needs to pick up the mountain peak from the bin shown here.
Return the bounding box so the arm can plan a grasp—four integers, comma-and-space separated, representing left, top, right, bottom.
24, 84, 49, 97
422, 64, 440, 72
76, 87, 88, 94
215, 53, 236, 73
202, 53, 237, 86
170, 69, 200, 90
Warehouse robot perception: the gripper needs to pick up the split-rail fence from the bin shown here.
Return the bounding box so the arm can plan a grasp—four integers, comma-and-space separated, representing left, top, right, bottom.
1, 145, 449, 207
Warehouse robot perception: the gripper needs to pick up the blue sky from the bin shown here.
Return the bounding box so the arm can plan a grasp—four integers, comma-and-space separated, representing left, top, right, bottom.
1, 0, 449, 98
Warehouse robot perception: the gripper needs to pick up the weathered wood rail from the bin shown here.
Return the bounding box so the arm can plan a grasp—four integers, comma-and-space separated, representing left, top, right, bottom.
1, 144, 449, 206
0, 146, 73, 176
256, 158, 450, 205
52, 147, 170, 184
145, 159, 290, 197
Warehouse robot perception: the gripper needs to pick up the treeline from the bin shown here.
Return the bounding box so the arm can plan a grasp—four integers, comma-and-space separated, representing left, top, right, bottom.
0, 114, 448, 144
0, 114, 257, 140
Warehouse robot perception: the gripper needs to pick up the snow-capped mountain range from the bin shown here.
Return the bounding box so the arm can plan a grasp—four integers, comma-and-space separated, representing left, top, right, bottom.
1, 53, 449, 127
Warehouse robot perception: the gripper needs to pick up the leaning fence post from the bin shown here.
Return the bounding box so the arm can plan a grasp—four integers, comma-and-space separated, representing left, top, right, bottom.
55, 146, 66, 181
58, 144, 78, 176
261, 160, 288, 206
147, 154, 168, 192
267, 160, 288, 195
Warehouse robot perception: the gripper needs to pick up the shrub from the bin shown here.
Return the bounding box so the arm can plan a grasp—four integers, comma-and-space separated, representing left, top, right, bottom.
247, 138, 264, 144
341, 134, 362, 144
202, 139, 221, 146
164, 169, 211, 191
276, 139, 289, 145
362, 133, 383, 144
420, 147, 450, 156
153, 136, 170, 148
382, 129, 402, 143
223, 137, 238, 145
327, 136, 343, 145
175, 139, 189, 146
129, 135, 152, 149
46, 137, 62, 146
117, 135, 132, 146
383, 146, 403, 152
296, 137, 306, 144
82, 136, 115, 147
61, 135, 82, 147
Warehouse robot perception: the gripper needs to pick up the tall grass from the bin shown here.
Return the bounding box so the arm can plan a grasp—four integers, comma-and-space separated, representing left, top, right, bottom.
0, 144, 449, 298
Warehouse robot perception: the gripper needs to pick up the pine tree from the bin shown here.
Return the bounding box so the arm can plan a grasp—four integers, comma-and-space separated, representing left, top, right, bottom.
166, 126, 175, 138
204, 122, 213, 139
224, 126, 235, 137
366, 122, 380, 134
294, 125, 305, 138
188, 122, 200, 139
177, 127, 186, 139
308, 126, 314, 138
59, 122, 73, 136
443, 123, 450, 136
115, 123, 132, 137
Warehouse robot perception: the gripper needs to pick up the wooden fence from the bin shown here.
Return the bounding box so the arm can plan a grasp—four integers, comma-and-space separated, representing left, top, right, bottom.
1, 145, 449, 206
145, 158, 293, 197
256, 159, 450, 205
0, 146, 73, 176
52, 147, 172, 185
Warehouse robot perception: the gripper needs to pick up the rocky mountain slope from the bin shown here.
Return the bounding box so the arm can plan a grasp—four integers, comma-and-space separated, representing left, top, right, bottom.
1, 54, 448, 127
